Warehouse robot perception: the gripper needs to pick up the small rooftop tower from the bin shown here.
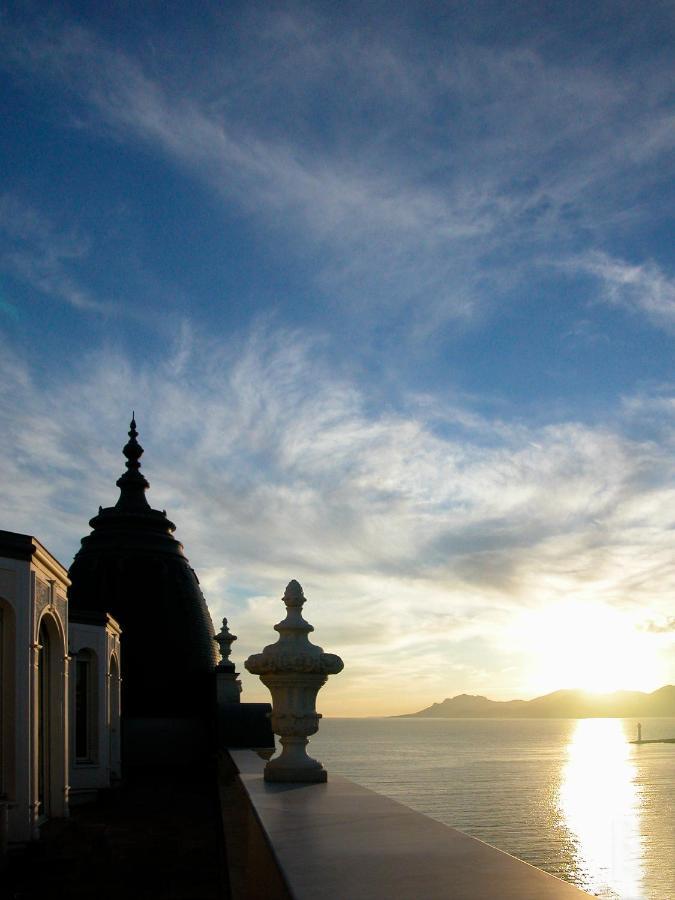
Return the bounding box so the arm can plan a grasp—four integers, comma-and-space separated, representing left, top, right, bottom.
68, 417, 219, 763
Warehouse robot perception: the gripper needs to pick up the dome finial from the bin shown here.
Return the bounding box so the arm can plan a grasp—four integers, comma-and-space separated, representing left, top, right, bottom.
115, 414, 150, 510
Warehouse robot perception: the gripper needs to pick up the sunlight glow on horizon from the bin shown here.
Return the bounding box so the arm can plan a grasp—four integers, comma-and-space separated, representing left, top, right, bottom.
513, 601, 666, 697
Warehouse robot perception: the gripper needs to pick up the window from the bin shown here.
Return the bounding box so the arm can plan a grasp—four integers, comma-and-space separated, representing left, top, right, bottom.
74, 650, 97, 762
37, 620, 51, 813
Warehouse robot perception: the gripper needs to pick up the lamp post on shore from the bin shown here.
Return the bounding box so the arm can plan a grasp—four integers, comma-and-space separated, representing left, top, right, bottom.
245, 580, 343, 783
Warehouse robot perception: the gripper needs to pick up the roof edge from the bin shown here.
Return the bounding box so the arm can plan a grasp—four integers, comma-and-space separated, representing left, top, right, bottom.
0, 529, 71, 583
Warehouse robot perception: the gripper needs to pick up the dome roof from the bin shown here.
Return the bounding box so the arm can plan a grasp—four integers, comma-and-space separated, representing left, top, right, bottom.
68, 417, 218, 718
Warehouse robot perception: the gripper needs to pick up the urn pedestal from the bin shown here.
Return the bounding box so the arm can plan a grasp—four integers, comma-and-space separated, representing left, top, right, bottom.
245, 580, 343, 783
214, 617, 242, 705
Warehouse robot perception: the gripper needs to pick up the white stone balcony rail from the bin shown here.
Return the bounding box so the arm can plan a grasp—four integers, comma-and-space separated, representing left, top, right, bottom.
219, 749, 593, 900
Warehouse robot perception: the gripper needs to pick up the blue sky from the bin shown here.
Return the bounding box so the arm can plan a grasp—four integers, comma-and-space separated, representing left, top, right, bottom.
1, 1, 674, 713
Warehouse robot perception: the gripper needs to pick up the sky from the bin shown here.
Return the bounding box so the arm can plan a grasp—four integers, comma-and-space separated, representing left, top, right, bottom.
1, 1, 674, 715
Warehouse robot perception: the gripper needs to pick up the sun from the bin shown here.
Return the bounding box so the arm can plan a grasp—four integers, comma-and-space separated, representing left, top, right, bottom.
514, 600, 664, 696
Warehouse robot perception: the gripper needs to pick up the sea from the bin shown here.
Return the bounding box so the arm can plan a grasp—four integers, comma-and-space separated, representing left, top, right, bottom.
311, 717, 675, 900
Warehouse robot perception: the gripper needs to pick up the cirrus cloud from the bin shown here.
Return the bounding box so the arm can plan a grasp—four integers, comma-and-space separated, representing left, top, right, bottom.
1, 321, 674, 713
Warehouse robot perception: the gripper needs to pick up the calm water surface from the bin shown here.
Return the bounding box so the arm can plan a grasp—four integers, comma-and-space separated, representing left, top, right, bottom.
312, 717, 675, 900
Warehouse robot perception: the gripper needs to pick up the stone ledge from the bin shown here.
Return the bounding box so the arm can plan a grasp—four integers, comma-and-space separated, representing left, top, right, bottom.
228, 749, 592, 900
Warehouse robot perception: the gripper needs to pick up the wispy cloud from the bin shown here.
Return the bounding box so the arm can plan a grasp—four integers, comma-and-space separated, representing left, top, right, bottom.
575, 251, 675, 330
645, 618, 675, 634
569, 251, 675, 331
1, 322, 674, 712
3, 11, 673, 332
0, 193, 112, 313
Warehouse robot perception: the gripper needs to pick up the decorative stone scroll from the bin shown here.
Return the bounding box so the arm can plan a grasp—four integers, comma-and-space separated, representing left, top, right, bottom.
245, 580, 343, 783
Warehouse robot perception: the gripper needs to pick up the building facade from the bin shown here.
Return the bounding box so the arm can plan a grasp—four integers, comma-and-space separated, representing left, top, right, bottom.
0, 531, 121, 844
0, 531, 71, 842
69, 611, 122, 801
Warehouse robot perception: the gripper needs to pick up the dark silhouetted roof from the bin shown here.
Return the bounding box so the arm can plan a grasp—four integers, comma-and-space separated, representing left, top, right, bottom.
68, 417, 218, 718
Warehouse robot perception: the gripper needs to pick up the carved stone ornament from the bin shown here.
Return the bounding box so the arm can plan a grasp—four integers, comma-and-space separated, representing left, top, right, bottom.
245, 580, 343, 783
214, 617, 237, 666
214, 616, 242, 702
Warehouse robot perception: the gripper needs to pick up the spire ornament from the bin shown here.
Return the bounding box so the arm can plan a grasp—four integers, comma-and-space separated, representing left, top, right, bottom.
115, 414, 151, 512
123, 412, 143, 470
245, 580, 343, 782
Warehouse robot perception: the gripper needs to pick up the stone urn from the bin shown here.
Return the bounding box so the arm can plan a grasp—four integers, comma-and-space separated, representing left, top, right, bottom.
245, 580, 343, 782
214, 617, 242, 704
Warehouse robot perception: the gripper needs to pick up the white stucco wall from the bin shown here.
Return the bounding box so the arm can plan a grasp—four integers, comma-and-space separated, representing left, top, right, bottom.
0, 536, 70, 843
69, 616, 121, 795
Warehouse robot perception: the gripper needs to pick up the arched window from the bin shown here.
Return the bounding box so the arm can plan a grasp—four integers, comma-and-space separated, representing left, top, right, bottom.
109, 653, 121, 780
37, 619, 51, 815
35, 610, 67, 823
74, 649, 98, 763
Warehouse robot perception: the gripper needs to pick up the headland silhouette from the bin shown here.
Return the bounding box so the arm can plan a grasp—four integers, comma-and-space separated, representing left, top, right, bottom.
400, 685, 675, 718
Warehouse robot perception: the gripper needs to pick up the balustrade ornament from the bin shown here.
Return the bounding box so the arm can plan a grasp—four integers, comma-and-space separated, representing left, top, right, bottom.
215, 617, 242, 703
215, 617, 237, 668
245, 580, 343, 782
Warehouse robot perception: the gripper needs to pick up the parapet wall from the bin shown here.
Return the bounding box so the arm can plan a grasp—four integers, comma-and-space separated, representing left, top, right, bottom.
219, 749, 592, 900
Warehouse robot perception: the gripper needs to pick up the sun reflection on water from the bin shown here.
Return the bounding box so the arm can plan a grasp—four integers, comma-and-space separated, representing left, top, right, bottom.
560, 719, 643, 899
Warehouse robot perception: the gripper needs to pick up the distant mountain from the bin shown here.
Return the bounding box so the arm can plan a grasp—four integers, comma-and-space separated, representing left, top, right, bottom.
399, 685, 675, 718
